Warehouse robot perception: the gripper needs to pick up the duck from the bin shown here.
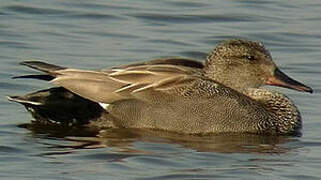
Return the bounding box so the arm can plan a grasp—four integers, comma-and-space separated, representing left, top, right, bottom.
9, 39, 313, 135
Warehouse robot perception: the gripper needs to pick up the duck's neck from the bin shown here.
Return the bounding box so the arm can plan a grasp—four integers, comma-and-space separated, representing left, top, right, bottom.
203, 64, 263, 94
244, 88, 302, 135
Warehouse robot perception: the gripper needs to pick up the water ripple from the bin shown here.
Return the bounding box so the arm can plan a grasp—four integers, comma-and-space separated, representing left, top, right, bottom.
5, 5, 69, 15
131, 13, 275, 24
4, 4, 123, 21
59, 2, 140, 11
164, 1, 209, 8
0, 145, 24, 154
0, 41, 31, 49
65, 13, 123, 21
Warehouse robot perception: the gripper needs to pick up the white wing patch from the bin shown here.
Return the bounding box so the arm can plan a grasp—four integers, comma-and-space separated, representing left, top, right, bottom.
99, 103, 110, 110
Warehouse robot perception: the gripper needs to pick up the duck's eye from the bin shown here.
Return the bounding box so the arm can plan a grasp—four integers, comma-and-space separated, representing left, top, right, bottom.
246, 55, 256, 61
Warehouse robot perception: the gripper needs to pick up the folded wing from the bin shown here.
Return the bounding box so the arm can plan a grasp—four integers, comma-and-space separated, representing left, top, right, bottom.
18, 58, 205, 104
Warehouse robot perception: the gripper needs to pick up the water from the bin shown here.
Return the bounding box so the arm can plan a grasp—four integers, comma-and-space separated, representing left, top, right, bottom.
1, 0, 321, 179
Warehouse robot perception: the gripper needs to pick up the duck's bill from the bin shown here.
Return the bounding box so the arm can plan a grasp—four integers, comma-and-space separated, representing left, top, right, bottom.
266, 68, 313, 93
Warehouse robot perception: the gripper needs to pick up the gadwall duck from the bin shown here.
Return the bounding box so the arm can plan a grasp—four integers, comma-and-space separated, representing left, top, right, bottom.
9, 39, 312, 135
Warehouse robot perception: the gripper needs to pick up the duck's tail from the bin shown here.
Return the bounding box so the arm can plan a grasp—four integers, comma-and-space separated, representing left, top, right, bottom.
13, 61, 66, 81
7, 95, 42, 106
7, 87, 105, 125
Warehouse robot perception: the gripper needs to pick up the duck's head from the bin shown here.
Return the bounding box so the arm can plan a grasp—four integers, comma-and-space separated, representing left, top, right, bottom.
204, 39, 312, 93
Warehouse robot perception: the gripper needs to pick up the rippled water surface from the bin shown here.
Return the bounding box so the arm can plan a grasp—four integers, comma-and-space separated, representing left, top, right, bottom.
1, 0, 321, 179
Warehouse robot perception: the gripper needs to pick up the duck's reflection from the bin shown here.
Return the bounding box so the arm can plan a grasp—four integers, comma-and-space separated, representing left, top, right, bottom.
19, 122, 300, 154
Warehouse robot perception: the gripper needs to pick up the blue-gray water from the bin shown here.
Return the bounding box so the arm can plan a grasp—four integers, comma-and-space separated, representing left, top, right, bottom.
1, 0, 321, 179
